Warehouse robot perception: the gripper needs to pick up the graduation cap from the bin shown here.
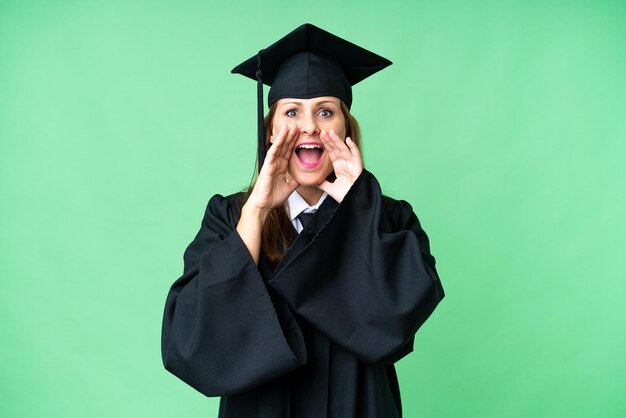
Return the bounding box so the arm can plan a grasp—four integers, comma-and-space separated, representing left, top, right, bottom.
231, 23, 392, 172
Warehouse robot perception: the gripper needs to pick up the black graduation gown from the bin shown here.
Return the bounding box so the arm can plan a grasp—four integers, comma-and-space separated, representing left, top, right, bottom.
161, 169, 444, 418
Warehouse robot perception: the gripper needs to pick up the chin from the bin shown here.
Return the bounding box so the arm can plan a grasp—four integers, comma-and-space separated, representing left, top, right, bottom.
292, 171, 329, 187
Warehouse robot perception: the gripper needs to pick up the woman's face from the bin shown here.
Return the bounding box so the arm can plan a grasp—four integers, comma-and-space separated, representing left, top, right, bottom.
271, 96, 346, 187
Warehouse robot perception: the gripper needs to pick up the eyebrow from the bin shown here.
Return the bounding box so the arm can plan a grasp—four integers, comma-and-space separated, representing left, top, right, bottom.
281, 100, 338, 107
315, 100, 337, 106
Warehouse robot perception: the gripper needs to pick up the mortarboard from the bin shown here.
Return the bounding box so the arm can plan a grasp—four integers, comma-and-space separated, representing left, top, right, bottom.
231, 23, 392, 172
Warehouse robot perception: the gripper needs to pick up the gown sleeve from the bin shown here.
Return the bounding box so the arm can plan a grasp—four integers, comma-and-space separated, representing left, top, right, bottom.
161, 194, 306, 397
269, 169, 444, 364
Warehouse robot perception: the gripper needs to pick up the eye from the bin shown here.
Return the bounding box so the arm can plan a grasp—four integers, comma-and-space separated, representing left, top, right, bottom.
285, 109, 298, 117
318, 109, 333, 117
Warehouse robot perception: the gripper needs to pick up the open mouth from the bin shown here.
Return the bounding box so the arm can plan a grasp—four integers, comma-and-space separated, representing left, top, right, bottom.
295, 143, 324, 168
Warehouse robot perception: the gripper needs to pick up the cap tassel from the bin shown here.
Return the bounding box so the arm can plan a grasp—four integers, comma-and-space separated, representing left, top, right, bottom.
255, 50, 265, 173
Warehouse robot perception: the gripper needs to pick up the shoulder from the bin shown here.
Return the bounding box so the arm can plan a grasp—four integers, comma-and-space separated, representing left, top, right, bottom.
355, 169, 419, 229
202, 191, 247, 229
181, 191, 246, 269
205, 191, 246, 213
381, 194, 414, 215
381, 193, 435, 265
381, 194, 418, 230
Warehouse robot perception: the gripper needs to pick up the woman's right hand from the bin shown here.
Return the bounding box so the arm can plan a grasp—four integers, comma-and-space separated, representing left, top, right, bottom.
246, 124, 300, 214
238, 125, 299, 264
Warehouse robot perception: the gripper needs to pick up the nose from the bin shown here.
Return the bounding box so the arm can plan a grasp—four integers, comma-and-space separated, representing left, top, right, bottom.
299, 112, 320, 137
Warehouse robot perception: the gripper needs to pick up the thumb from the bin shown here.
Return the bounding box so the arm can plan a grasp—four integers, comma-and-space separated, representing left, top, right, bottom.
285, 173, 300, 192
317, 180, 333, 195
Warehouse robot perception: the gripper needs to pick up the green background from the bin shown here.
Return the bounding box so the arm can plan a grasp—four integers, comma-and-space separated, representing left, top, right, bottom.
1, 0, 624, 417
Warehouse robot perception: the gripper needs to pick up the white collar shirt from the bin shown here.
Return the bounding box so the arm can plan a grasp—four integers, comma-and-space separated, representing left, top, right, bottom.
287, 190, 328, 234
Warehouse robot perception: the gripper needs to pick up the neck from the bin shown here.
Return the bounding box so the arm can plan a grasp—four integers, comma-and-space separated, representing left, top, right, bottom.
297, 185, 324, 206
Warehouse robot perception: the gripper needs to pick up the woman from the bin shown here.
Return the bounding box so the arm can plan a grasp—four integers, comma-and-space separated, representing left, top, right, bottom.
161, 24, 444, 418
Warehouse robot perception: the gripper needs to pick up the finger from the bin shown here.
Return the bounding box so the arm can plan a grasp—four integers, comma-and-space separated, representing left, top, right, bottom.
316, 180, 345, 203
276, 125, 290, 160
276, 126, 290, 162
285, 171, 300, 191
345, 137, 362, 160
265, 136, 282, 164
270, 125, 288, 150
271, 125, 292, 159
329, 129, 351, 156
276, 124, 288, 140
317, 180, 333, 195
265, 141, 279, 163
282, 125, 299, 160
323, 129, 341, 149
345, 138, 363, 173
320, 130, 340, 161
328, 129, 352, 160
284, 131, 299, 161
263, 129, 290, 173
321, 129, 337, 149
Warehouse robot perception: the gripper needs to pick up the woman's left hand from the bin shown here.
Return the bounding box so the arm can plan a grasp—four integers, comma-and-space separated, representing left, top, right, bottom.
317, 129, 363, 203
